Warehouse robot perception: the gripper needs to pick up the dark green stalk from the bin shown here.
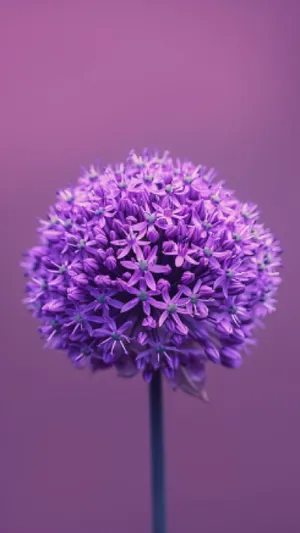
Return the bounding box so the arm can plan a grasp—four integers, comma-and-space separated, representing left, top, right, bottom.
149, 371, 167, 533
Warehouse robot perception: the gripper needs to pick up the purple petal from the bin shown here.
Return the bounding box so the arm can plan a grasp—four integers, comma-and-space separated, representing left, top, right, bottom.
119, 320, 133, 333
175, 256, 184, 267
107, 297, 123, 309
196, 301, 208, 318
162, 286, 170, 302
121, 298, 139, 313
174, 296, 189, 305
134, 240, 150, 248
135, 246, 144, 261
143, 301, 151, 316
128, 269, 142, 286
111, 239, 127, 246
199, 285, 214, 296
209, 257, 220, 269
185, 255, 199, 266
176, 307, 189, 315
150, 264, 171, 274
214, 250, 232, 259
133, 221, 147, 231
223, 278, 229, 299
117, 245, 131, 259
93, 328, 111, 338
186, 302, 193, 314
145, 271, 156, 290
193, 279, 203, 293
173, 314, 189, 335
180, 286, 192, 297
120, 260, 137, 270
149, 298, 166, 310
158, 310, 169, 327
213, 276, 224, 290
147, 245, 158, 263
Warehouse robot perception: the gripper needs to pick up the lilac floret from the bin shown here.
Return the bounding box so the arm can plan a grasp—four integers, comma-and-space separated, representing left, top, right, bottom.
22, 150, 282, 399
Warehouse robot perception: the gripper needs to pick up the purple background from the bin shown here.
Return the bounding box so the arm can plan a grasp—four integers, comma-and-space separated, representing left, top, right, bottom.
0, 1, 299, 532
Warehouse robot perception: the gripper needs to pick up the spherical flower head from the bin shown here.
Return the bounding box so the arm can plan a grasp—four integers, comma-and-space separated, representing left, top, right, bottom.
21, 149, 283, 399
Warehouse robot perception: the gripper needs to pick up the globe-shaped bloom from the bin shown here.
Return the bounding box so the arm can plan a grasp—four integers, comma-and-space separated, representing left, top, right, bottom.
22, 149, 282, 398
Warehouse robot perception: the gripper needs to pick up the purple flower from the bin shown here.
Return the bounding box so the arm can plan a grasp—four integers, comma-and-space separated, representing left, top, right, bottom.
162, 240, 199, 268
85, 287, 123, 312
152, 198, 188, 229
22, 149, 282, 399
151, 287, 189, 335
91, 202, 116, 228
121, 245, 171, 290
190, 200, 223, 240
93, 318, 133, 357
64, 306, 104, 338
112, 227, 150, 259
132, 203, 163, 243
180, 280, 213, 317
120, 279, 160, 316
219, 296, 252, 327
66, 228, 98, 258
198, 235, 231, 269
214, 257, 256, 298
136, 338, 180, 381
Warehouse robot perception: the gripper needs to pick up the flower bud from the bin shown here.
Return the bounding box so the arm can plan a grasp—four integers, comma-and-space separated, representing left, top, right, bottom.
42, 299, 65, 312
181, 271, 195, 284
94, 275, 111, 286
137, 332, 148, 345
43, 230, 62, 242
95, 231, 108, 246
67, 287, 86, 302
74, 273, 89, 286
221, 347, 242, 368
163, 241, 175, 253
148, 226, 159, 243
105, 256, 117, 270
142, 316, 156, 329
157, 279, 170, 291
205, 345, 220, 364
83, 258, 99, 275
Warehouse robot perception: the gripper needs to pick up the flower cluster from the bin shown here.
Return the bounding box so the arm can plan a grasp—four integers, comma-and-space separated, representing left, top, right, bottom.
22, 149, 282, 398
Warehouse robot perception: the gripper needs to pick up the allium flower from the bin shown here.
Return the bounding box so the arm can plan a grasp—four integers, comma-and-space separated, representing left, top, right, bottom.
22, 149, 282, 399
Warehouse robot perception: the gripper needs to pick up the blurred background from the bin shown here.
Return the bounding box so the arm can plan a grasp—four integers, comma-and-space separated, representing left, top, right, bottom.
0, 1, 299, 532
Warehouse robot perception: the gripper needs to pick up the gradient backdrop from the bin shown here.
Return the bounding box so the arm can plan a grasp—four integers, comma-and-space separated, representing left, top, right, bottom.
0, 1, 299, 532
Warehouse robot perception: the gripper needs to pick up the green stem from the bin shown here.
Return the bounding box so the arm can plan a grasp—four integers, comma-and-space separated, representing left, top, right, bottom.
149, 371, 167, 533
